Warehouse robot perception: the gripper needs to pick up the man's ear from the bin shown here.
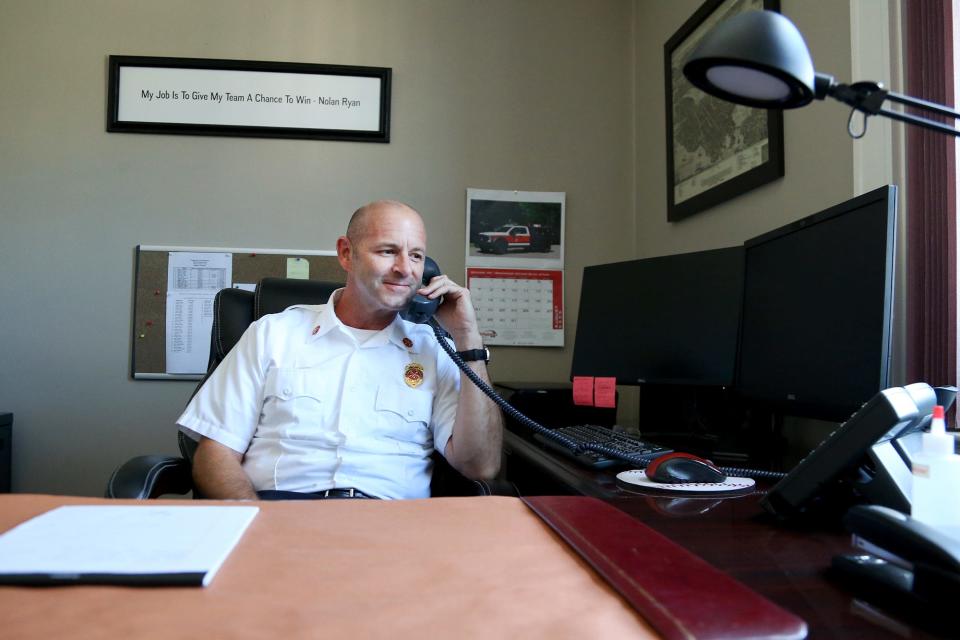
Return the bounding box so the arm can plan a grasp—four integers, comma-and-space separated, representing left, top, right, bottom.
335, 236, 352, 272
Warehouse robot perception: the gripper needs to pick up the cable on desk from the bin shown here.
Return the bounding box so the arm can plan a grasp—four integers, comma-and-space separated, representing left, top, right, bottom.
432, 321, 688, 469
719, 466, 786, 480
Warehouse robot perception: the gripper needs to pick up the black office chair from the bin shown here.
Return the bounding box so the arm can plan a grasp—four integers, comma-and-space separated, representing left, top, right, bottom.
107, 277, 511, 499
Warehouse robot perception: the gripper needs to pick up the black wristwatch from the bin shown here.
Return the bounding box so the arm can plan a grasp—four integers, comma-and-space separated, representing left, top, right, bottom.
456, 347, 490, 364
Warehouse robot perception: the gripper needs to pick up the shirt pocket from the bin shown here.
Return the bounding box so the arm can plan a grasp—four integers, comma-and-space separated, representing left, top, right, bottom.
262, 368, 337, 441
373, 383, 434, 447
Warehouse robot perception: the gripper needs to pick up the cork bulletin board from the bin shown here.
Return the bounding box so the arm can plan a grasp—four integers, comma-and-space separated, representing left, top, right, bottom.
132, 245, 343, 379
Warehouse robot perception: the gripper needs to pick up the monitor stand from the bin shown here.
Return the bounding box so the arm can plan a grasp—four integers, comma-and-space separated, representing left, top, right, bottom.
634, 382, 770, 465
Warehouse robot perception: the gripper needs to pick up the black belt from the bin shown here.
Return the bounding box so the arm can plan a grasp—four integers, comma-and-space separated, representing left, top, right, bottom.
315, 487, 377, 499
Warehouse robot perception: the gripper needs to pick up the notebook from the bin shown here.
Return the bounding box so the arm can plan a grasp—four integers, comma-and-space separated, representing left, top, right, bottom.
0, 505, 258, 586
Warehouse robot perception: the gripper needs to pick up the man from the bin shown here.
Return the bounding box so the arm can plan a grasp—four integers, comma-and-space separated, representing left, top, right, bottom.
177, 200, 503, 499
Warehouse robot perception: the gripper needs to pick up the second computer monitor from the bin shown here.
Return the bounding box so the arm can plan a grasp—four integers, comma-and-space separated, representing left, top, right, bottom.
571, 246, 744, 386
736, 185, 897, 420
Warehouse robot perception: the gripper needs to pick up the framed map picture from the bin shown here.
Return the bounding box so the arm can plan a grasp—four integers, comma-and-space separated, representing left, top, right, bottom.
664, 0, 784, 222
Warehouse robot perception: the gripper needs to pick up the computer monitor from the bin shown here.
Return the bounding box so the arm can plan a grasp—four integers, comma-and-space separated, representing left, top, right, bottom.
570, 246, 744, 386
736, 185, 897, 420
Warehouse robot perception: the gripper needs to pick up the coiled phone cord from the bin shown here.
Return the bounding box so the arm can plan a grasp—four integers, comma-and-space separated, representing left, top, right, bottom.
432, 321, 789, 479
432, 322, 669, 468
719, 466, 786, 480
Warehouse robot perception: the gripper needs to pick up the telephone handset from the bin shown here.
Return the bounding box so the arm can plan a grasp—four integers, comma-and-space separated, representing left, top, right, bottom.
402, 256, 442, 325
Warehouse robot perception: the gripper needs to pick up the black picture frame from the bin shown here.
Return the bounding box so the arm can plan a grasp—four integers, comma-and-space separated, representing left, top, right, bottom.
664, 0, 784, 222
107, 56, 391, 142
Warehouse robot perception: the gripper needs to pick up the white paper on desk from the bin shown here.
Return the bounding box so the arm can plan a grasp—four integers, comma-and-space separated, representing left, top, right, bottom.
0, 505, 258, 586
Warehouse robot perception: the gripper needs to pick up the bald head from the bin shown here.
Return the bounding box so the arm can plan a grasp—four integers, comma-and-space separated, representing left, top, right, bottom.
346, 200, 424, 246
335, 200, 429, 328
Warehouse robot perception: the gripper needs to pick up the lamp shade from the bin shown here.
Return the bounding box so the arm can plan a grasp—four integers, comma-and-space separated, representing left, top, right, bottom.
683, 10, 816, 109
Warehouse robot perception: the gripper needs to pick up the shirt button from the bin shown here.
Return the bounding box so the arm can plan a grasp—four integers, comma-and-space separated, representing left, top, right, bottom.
283, 388, 292, 395
407, 409, 414, 416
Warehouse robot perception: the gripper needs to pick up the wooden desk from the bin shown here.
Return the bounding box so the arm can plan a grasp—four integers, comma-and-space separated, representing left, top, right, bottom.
0, 494, 657, 639
503, 430, 948, 639
0, 493, 810, 640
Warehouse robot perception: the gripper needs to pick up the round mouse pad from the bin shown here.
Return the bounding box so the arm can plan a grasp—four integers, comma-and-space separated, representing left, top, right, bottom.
616, 469, 756, 493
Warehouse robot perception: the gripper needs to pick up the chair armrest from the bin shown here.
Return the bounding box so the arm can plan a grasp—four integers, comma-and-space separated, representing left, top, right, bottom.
429, 451, 518, 497
105, 455, 193, 499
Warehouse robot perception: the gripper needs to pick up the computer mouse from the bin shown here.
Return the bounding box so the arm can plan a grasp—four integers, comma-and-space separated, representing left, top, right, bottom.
645, 452, 727, 484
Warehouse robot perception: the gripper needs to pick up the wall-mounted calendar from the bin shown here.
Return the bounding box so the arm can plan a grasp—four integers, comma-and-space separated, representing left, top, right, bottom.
465, 188, 566, 347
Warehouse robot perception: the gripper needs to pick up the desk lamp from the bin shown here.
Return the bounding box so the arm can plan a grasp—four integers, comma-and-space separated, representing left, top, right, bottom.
682, 10, 960, 138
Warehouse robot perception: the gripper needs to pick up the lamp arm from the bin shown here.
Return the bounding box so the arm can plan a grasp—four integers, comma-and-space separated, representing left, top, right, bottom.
884, 90, 960, 121
824, 80, 960, 138
876, 107, 960, 138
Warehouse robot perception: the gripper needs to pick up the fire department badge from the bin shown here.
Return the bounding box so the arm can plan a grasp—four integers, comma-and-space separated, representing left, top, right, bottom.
404, 362, 424, 388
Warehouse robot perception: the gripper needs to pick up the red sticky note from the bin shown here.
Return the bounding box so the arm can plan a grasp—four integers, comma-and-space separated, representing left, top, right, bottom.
594, 377, 617, 409
572, 376, 594, 406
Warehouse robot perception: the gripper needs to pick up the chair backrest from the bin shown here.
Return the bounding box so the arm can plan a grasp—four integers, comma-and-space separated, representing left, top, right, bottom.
255, 277, 340, 320
179, 278, 341, 462
209, 288, 256, 370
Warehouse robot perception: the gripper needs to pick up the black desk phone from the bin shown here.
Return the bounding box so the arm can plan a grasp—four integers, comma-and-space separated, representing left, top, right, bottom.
761, 383, 957, 519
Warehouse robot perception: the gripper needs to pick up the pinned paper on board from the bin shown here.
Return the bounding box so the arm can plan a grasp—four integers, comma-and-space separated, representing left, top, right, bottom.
286, 257, 309, 279
165, 252, 232, 374
133, 245, 343, 380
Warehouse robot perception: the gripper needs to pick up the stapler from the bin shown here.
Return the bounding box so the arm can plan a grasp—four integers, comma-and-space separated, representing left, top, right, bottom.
832, 504, 960, 617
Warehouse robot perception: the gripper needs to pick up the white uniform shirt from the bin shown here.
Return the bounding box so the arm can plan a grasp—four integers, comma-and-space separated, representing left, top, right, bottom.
177, 290, 461, 499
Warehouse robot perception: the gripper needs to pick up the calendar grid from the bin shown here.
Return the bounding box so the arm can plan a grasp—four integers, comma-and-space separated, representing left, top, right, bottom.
467, 268, 563, 347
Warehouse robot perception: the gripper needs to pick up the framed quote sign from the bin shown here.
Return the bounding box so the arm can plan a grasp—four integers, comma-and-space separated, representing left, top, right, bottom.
107, 55, 391, 142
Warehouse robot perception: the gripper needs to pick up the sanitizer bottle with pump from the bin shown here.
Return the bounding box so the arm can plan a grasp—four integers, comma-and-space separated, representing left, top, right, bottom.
911, 405, 960, 531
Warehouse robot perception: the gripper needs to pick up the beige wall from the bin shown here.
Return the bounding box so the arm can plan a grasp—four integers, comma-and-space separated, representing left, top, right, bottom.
1, 0, 875, 495
0, 0, 634, 495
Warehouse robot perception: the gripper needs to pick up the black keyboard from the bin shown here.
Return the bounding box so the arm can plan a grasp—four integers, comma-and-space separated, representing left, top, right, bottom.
532, 424, 672, 469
